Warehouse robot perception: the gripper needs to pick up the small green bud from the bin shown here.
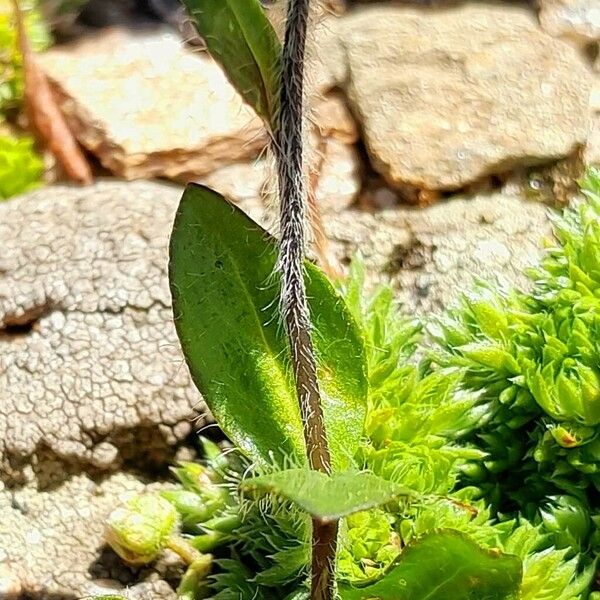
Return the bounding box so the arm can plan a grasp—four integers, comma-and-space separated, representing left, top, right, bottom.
548, 423, 594, 449
468, 299, 509, 341
173, 462, 228, 502
105, 494, 179, 565
162, 487, 229, 530
498, 385, 517, 406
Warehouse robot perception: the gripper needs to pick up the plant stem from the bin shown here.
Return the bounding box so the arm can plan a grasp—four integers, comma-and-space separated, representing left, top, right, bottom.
274, 1, 338, 599
166, 534, 204, 564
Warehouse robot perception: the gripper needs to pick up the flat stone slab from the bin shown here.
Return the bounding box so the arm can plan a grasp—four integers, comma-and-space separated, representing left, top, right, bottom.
39, 28, 267, 180
323, 4, 592, 191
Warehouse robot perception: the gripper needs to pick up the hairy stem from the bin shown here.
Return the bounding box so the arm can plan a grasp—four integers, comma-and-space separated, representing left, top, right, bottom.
274, 1, 338, 599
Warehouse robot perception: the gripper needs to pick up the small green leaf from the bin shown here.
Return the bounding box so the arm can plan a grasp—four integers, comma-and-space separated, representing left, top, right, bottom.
182, 0, 281, 129
338, 530, 522, 600
169, 184, 368, 470
240, 469, 412, 521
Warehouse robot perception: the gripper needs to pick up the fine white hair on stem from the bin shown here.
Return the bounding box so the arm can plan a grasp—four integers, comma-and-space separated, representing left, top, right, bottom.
272, 2, 339, 599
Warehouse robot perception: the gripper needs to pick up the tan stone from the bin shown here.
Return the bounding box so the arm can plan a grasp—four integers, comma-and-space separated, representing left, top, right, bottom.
539, 0, 600, 45
585, 115, 600, 165
325, 4, 592, 191
586, 76, 600, 165
38, 28, 268, 180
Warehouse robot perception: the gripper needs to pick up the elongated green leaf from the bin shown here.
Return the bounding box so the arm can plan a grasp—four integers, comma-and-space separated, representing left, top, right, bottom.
169, 184, 368, 470
182, 0, 281, 129
339, 530, 522, 600
241, 469, 412, 521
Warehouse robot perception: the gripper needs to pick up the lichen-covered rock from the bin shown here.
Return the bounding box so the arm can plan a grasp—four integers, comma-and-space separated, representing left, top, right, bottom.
0, 469, 178, 599
321, 4, 591, 191
38, 28, 267, 180
0, 181, 208, 479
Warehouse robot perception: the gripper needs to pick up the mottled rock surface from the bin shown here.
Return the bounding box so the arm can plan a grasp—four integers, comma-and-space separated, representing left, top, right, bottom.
326, 193, 555, 314
0, 469, 178, 600
38, 28, 267, 180
0, 181, 207, 479
539, 0, 600, 45
322, 4, 591, 191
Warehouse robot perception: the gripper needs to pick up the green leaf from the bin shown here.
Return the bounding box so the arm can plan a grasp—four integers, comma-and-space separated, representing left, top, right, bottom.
240, 469, 412, 521
169, 184, 368, 470
182, 0, 281, 130
338, 530, 522, 600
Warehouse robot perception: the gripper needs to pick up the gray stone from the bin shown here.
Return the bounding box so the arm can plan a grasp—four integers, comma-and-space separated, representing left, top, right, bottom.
0, 180, 208, 480
0, 469, 178, 599
326, 192, 555, 315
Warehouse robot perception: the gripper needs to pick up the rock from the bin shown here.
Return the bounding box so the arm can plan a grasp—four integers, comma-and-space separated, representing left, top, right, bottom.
38, 28, 267, 180
197, 160, 271, 218
502, 152, 586, 206
323, 4, 591, 191
326, 192, 555, 314
0, 469, 178, 599
314, 138, 362, 213
204, 93, 363, 217
586, 115, 600, 164
539, 0, 600, 46
310, 92, 362, 213
0, 181, 208, 480
585, 76, 600, 164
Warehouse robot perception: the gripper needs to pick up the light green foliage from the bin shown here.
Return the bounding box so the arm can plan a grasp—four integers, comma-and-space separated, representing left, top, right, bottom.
169, 184, 368, 471
181, 0, 281, 130
342, 261, 485, 495
336, 509, 400, 582
502, 521, 594, 600
0, 134, 44, 199
241, 469, 412, 521
0, 0, 51, 110
0, 1, 49, 200
430, 168, 600, 564
338, 530, 522, 600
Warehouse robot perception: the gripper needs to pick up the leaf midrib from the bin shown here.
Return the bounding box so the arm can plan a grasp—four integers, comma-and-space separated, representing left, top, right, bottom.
211, 218, 297, 420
